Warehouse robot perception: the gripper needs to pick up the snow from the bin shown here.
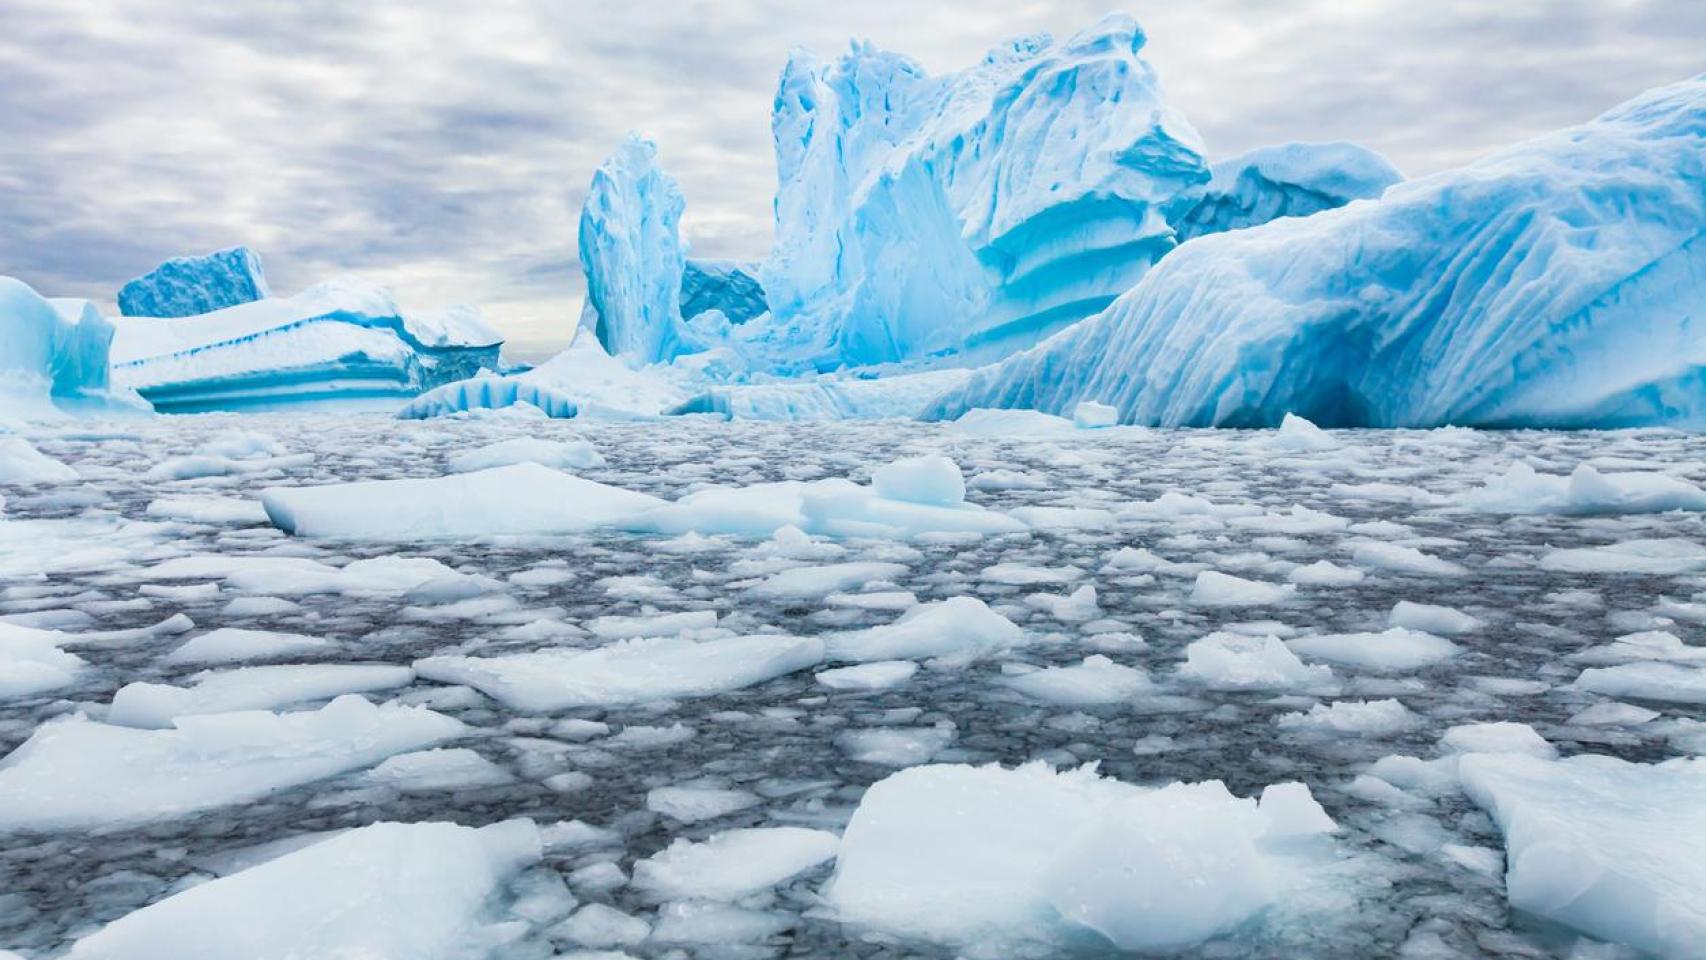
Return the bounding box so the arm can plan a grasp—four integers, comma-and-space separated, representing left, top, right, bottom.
110, 274, 501, 413
1286, 627, 1462, 672
414, 633, 824, 710
757, 14, 1208, 372
1463, 462, 1706, 515
106, 664, 415, 727
261, 462, 665, 539
577, 136, 693, 367
1458, 753, 1706, 958
0, 437, 78, 484
446, 437, 605, 473
632, 827, 838, 901
1178, 632, 1335, 691
1003, 655, 1152, 705
0, 276, 143, 418
827, 762, 1338, 951
117, 246, 270, 318
824, 597, 1022, 663
1174, 141, 1402, 243
0, 696, 462, 831
67, 819, 540, 960
926, 76, 1706, 429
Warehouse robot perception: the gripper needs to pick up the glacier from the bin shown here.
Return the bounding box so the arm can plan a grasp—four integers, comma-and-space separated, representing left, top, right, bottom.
0, 276, 148, 419
1173, 141, 1402, 243
757, 14, 1209, 371
926, 74, 1706, 428
111, 275, 504, 413
118, 246, 270, 318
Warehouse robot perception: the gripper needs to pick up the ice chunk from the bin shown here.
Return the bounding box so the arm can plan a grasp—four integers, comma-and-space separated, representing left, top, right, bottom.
1178, 632, 1334, 691
926, 76, 1706, 429
1350, 541, 1467, 577
414, 634, 823, 711
144, 494, 269, 524
0, 277, 144, 418
1572, 662, 1706, 704
759, 14, 1208, 371
749, 561, 909, 600
1190, 570, 1297, 606
1072, 401, 1118, 429
1003, 655, 1152, 705
835, 725, 955, 767
645, 785, 759, 824
1275, 699, 1416, 736
1463, 462, 1706, 515
578, 136, 693, 366
1174, 141, 1402, 243
1458, 753, 1706, 958
827, 762, 1337, 950
1286, 627, 1461, 672
824, 597, 1022, 663
0, 622, 86, 700
164, 628, 332, 665
446, 437, 605, 473
869, 455, 965, 507
117, 246, 270, 318
670, 368, 971, 421
0, 437, 78, 484
815, 660, 918, 691
262, 462, 665, 539
107, 664, 415, 727
0, 696, 462, 831
1389, 601, 1480, 636
633, 827, 838, 901
1439, 722, 1557, 759
365, 747, 515, 792
1541, 538, 1706, 576
68, 819, 540, 960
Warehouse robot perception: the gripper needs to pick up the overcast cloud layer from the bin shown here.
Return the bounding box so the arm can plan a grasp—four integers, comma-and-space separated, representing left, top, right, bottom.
3, 1, 1701, 343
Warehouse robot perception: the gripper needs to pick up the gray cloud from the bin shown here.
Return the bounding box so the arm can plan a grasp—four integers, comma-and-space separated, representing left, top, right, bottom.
1, 0, 1699, 343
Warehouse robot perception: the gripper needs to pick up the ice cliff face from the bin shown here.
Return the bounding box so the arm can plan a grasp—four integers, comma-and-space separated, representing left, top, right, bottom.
758, 14, 1209, 370
0, 277, 147, 418
925, 75, 1706, 429
578, 136, 693, 368
680, 259, 766, 325
118, 246, 270, 319
1174, 141, 1402, 243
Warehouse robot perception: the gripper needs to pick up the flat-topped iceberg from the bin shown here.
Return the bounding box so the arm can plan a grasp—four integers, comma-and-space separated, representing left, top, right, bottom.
927, 75, 1706, 428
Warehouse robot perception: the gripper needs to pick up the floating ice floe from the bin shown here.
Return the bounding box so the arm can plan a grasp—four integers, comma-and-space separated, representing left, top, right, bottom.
1276, 699, 1417, 736
164, 627, 333, 665
67, 819, 540, 960
1572, 662, 1706, 704
633, 827, 839, 901
815, 660, 919, 691
1003, 655, 1153, 705
0, 622, 86, 701
1178, 632, 1336, 692
1540, 538, 1706, 576
0, 696, 462, 831
414, 634, 824, 711
826, 762, 1340, 951
445, 436, 605, 473
824, 597, 1022, 664
1286, 627, 1461, 672
1458, 753, 1706, 958
1389, 600, 1480, 635
0, 437, 79, 484
106, 664, 415, 727
364, 747, 516, 792
144, 554, 491, 596
1190, 570, 1297, 606
1462, 462, 1706, 515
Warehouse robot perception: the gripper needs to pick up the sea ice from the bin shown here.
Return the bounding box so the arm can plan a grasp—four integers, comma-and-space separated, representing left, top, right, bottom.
823, 597, 1022, 664
106, 664, 415, 727
633, 827, 839, 901
1286, 627, 1461, 672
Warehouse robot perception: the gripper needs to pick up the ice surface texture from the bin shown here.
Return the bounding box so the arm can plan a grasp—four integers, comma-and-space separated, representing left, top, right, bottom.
928, 75, 1706, 428
759, 14, 1208, 370
111, 275, 503, 412
117, 246, 270, 319
679, 259, 766, 325
0, 277, 145, 418
1173, 141, 1402, 243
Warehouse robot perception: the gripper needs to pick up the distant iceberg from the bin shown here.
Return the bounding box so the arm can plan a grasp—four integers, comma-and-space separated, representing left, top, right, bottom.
112, 274, 504, 413
0, 276, 148, 419
118, 246, 270, 319
926, 75, 1706, 429
1174, 141, 1402, 243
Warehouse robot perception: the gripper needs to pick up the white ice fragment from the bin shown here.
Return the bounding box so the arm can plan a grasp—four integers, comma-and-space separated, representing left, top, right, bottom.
163, 628, 329, 666
1438, 722, 1556, 759
108, 664, 414, 727
1286, 627, 1460, 672
645, 785, 759, 824
1003, 655, 1152, 705
446, 437, 604, 473
1073, 401, 1118, 429
869, 455, 965, 507
825, 596, 1022, 664
1177, 632, 1334, 692
1189, 571, 1297, 606
1463, 462, 1706, 515
633, 827, 839, 901
1389, 601, 1480, 636
815, 660, 918, 691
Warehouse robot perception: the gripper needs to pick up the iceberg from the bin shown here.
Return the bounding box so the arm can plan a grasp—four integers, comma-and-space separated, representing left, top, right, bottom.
926, 75, 1706, 428
1173, 141, 1402, 243
758, 14, 1209, 370
397, 332, 690, 420
668, 368, 971, 421
0, 276, 147, 418
680, 258, 767, 325
577, 135, 694, 367
117, 246, 270, 318
111, 274, 504, 413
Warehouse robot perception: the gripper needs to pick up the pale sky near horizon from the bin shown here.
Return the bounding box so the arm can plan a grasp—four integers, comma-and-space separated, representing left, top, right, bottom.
2, 1, 1701, 343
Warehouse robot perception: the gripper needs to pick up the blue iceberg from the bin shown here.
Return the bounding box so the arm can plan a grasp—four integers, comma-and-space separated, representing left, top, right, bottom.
680, 259, 767, 325
925, 75, 1706, 429
118, 246, 270, 319
1174, 141, 1402, 243
111, 276, 504, 413
756, 14, 1209, 371
0, 276, 148, 418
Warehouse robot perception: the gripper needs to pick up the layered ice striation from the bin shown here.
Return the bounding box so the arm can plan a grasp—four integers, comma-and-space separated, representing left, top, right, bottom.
1173, 141, 1402, 243
757, 13, 1209, 370
927, 75, 1706, 428
117, 246, 270, 319
680, 259, 767, 325
578, 136, 694, 367
111, 274, 504, 413
0, 276, 147, 418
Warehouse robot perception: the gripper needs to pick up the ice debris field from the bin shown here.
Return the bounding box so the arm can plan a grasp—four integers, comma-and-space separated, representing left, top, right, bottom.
1, 7, 1705, 960
0, 413, 1703, 959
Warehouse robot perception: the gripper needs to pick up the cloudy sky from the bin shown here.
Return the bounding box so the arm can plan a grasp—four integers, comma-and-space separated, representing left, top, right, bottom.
3, 1, 1701, 344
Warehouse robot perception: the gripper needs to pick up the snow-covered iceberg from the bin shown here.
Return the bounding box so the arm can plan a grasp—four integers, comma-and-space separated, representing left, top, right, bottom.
111, 275, 504, 412
117, 246, 270, 318
926, 75, 1706, 428
757, 14, 1209, 370
0, 276, 147, 418
1173, 141, 1402, 243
